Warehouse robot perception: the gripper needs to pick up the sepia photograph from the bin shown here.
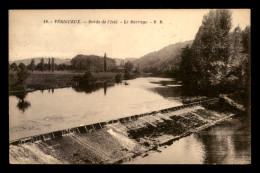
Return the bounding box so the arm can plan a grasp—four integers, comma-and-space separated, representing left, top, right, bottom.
8, 9, 251, 164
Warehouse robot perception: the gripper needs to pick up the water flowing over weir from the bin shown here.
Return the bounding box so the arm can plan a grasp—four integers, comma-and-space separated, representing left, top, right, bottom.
9, 98, 235, 164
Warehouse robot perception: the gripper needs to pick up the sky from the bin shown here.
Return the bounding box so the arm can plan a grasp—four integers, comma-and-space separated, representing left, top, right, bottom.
9, 9, 250, 61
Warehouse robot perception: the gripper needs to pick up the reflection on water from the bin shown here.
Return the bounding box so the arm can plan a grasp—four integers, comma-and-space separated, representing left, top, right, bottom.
17, 100, 31, 113
72, 81, 114, 94
9, 77, 183, 141
199, 115, 251, 164
104, 82, 107, 95
127, 115, 251, 164
12, 91, 31, 113
151, 87, 182, 101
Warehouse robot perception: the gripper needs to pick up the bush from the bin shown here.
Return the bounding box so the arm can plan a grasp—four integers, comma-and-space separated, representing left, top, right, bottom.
124, 72, 133, 80
115, 73, 122, 83
79, 72, 97, 86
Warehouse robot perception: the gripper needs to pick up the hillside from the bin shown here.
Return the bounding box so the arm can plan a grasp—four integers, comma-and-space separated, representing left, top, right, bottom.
133, 40, 193, 74
10, 57, 71, 66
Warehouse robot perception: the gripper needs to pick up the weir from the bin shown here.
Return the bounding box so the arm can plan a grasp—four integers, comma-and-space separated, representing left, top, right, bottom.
10, 97, 239, 164
9, 98, 219, 146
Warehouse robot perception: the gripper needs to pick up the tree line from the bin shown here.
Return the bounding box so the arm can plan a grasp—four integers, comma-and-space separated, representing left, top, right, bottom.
9, 58, 74, 72
178, 10, 250, 105
9, 54, 138, 74
71, 54, 116, 72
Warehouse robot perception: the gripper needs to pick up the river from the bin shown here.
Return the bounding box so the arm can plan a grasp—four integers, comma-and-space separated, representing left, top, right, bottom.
9, 77, 251, 164
9, 77, 182, 141
126, 114, 251, 164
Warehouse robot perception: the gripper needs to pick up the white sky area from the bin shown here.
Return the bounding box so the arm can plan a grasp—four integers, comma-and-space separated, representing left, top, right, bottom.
9, 9, 250, 61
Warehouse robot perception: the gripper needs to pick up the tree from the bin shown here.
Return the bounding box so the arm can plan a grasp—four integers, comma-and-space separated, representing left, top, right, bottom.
104, 53, 107, 72
36, 63, 42, 71
179, 45, 199, 95
48, 58, 51, 71
18, 63, 26, 71
239, 26, 251, 104
124, 61, 134, 80
10, 63, 18, 71
51, 58, 55, 72
241, 26, 250, 55
57, 63, 66, 71
40, 58, 44, 72
179, 9, 250, 99
124, 61, 134, 73
15, 63, 28, 91
71, 54, 116, 72
229, 26, 244, 67
44, 63, 49, 71
30, 59, 35, 72
191, 9, 233, 94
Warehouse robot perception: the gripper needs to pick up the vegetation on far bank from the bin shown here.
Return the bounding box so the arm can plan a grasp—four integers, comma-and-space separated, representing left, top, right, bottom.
9, 71, 123, 91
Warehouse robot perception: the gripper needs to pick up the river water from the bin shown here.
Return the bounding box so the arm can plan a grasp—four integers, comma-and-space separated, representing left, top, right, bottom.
9, 77, 251, 164
9, 77, 182, 141
126, 115, 251, 164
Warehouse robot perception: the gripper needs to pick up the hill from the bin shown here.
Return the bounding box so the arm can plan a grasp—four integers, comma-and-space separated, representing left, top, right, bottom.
132, 40, 193, 75
10, 57, 71, 66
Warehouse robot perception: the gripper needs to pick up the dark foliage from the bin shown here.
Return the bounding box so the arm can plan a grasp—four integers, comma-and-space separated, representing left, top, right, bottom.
178, 9, 250, 103
71, 54, 116, 72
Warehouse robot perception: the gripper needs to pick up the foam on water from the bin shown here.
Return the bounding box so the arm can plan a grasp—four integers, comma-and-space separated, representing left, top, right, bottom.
155, 113, 172, 121
106, 123, 128, 136
9, 144, 62, 164
167, 84, 182, 87
139, 117, 157, 127
107, 129, 137, 151
149, 115, 164, 122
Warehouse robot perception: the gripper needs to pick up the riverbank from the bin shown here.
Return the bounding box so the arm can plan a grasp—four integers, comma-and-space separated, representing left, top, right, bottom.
9, 71, 123, 93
